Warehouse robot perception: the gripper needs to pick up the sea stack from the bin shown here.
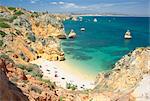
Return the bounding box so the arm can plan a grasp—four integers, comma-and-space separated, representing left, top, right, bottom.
124, 30, 132, 39
94, 18, 97, 22
68, 29, 76, 38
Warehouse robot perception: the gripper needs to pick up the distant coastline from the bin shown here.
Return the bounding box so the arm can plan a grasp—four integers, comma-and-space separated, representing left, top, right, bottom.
70, 14, 150, 17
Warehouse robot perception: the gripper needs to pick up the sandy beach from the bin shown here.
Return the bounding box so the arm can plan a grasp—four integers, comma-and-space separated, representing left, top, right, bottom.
30, 58, 96, 90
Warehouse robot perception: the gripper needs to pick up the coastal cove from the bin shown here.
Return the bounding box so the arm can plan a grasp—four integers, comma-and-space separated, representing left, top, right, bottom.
0, 5, 150, 101
62, 16, 150, 77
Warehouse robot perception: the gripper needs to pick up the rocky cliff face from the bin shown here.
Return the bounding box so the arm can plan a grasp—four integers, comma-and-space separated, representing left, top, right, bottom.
0, 6, 149, 101
95, 47, 149, 92
65, 47, 149, 101
0, 56, 71, 101
0, 6, 66, 65
0, 59, 29, 101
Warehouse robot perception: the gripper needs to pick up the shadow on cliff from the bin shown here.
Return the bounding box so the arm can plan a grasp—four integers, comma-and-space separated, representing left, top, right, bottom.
0, 59, 29, 101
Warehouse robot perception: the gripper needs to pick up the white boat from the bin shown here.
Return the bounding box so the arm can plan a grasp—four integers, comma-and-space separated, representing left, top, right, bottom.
124, 30, 132, 39
80, 28, 85, 31
93, 18, 97, 22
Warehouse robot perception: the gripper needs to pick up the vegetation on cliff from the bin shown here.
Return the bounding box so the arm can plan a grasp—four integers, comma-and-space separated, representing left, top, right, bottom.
0, 6, 149, 101
0, 6, 67, 65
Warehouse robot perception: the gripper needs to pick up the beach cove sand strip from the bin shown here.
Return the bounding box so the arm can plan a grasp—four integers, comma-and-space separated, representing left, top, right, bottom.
30, 58, 95, 90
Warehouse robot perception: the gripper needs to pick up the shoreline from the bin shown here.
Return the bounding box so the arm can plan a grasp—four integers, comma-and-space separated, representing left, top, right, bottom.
30, 58, 96, 90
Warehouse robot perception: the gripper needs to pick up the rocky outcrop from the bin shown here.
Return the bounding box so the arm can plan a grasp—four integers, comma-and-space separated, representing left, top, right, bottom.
68, 29, 76, 38
124, 30, 132, 39
31, 14, 67, 39
13, 15, 32, 30
88, 47, 150, 100
95, 47, 149, 92
61, 47, 149, 101
0, 59, 29, 101
0, 6, 149, 101
0, 6, 66, 64
0, 57, 67, 101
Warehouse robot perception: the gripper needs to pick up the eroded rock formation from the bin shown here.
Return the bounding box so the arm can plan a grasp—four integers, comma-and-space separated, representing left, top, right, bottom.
0, 59, 29, 101
0, 6, 66, 65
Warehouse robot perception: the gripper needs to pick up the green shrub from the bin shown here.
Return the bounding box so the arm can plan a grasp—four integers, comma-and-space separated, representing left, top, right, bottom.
40, 79, 55, 89
71, 84, 77, 90
66, 83, 71, 89
66, 83, 77, 90
89, 99, 93, 101
0, 54, 14, 63
31, 86, 42, 94
19, 52, 26, 60
26, 67, 33, 72
9, 15, 17, 22
0, 18, 9, 22
0, 22, 10, 28
15, 10, 24, 15
31, 12, 39, 18
8, 7, 16, 11
0, 16, 17, 23
26, 64, 43, 78
0, 40, 3, 47
17, 64, 26, 70
27, 32, 36, 42
60, 96, 64, 101
0, 30, 7, 37
0, 54, 9, 59
30, 71, 43, 78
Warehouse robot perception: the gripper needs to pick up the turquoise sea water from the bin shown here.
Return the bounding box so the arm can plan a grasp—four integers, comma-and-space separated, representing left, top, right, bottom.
62, 16, 150, 76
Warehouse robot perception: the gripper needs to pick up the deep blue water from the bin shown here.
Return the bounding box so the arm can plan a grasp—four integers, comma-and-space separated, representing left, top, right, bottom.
62, 16, 150, 76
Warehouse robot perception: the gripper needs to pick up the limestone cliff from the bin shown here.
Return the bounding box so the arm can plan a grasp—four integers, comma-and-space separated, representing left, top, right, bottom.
75, 47, 149, 101
0, 6, 66, 65
0, 56, 70, 101
0, 6, 149, 101
0, 59, 29, 101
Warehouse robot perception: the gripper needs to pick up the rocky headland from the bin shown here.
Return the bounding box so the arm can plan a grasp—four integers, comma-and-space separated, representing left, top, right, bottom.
0, 6, 149, 101
0, 6, 67, 64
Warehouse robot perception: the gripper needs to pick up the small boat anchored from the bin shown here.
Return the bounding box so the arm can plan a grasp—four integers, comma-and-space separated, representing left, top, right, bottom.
124, 30, 132, 39
80, 28, 85, 31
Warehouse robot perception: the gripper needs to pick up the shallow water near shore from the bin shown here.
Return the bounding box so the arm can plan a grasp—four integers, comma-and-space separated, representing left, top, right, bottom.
62, 16, 150, 77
